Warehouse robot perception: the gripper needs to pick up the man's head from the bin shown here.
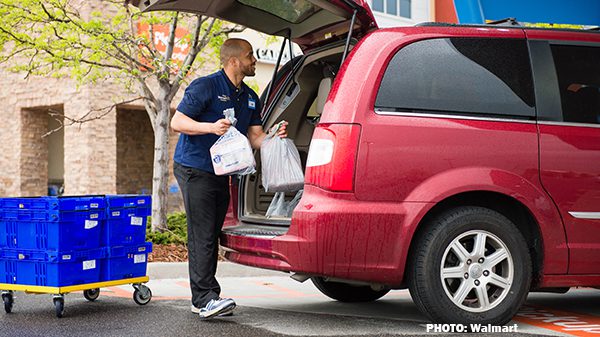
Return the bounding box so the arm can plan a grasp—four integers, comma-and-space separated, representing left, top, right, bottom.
221, 38, 256, 77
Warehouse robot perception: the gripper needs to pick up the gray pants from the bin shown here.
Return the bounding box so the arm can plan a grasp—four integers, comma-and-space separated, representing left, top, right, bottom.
173, 162, 230, 308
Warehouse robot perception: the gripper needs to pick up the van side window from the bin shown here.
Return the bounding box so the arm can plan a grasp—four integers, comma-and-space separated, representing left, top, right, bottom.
551, 45, 600, 125
375, 38, 535, 118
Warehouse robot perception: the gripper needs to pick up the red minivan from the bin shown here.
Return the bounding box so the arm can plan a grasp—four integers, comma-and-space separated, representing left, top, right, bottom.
138, 0, 600, 325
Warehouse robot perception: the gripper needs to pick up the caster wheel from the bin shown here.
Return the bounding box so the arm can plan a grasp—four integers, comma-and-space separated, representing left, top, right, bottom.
53, 297, 65, 318
2, 292, 13, 314
133, 285, 152, 305
83, 288, 100, 302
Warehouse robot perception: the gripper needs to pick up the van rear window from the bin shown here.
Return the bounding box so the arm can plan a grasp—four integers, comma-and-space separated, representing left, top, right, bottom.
375, 38, 535, 119
237, 0, 318, 23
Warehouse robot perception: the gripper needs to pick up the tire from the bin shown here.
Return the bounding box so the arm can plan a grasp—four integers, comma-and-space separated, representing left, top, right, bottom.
2, 293, 13, 314
53, 298, 65, 318
83, 288, 100, 302
407, 206, 531, 325
133, 285, 152, 305
312, 277, 390, 302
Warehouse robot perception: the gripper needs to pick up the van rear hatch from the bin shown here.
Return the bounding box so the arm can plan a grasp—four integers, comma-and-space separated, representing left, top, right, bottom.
131, 0, 377, 50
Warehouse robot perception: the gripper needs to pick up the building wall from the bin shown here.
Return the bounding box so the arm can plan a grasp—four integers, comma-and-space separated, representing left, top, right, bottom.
116, 107, 154, 194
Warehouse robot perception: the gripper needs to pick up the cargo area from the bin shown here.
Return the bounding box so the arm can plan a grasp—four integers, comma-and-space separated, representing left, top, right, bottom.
239, 45, 346, 225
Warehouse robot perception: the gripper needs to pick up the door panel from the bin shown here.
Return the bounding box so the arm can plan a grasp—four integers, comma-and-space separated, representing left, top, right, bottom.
534, 39, 600, 274
539, 124, 600, 274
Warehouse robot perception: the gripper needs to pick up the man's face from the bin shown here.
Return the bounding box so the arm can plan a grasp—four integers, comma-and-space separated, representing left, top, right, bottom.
235, 43, 256, 77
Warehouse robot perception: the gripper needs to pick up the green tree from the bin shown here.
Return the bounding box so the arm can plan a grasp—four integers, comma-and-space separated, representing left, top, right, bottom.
0, 0, 243, 231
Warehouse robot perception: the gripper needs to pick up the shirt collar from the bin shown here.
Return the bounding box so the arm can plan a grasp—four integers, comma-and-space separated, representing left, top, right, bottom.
220, 69, 245, 96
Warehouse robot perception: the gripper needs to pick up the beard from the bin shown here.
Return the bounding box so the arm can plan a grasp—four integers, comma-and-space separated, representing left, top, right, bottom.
242, 64, 256, 77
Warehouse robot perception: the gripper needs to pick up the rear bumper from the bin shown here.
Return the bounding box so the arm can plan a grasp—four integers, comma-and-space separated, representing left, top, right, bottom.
221, 185, 433, 286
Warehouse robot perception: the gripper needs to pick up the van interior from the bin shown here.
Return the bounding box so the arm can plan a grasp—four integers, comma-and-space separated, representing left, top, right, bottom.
240, 44, 347, 224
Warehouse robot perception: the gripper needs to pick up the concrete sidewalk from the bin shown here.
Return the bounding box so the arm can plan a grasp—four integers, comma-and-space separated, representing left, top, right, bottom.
147, 261, 287, 279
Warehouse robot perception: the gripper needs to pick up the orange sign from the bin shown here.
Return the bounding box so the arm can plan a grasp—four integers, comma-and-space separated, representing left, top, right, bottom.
137, 22, 191, 72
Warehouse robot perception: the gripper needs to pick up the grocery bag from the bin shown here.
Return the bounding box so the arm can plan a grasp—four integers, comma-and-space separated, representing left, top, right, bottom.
210, 108, 256, 176
260, 124, 304, 192
265, 190, 303, 218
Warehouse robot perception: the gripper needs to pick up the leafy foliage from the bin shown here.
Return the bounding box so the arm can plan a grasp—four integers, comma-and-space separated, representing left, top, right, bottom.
0, 0, 244, 231
146, 212, 188, 245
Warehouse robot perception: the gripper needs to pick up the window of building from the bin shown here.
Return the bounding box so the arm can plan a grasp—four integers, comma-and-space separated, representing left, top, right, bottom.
372, 0, 410, 18
375, 38, 535, 118
551, 44, 600, 125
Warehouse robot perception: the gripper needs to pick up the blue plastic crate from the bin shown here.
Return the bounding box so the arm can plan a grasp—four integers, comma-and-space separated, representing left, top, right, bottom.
101, 242, 152, 281
105, 195, 151, 209
102, 207, 150, 246
0, 210, 103, 250
0, 248, 104, 286
0, 208, 105, 222
0, 196, 105, 212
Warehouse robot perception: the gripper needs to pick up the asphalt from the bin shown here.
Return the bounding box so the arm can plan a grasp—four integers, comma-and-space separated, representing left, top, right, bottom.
1, 262, 598, 337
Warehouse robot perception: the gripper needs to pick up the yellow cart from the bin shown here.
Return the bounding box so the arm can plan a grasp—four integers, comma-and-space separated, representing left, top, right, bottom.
0, 276, 151, 318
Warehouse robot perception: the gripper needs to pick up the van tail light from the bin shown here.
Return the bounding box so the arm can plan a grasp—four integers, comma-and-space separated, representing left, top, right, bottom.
305, 123, 361, 192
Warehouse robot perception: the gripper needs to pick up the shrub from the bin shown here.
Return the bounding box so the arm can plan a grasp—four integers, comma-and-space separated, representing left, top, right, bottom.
146, 212, 188, 246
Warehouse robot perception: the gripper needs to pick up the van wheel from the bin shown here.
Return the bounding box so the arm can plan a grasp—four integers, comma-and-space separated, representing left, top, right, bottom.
312, 277, 390, 302
408, 206, 531, 325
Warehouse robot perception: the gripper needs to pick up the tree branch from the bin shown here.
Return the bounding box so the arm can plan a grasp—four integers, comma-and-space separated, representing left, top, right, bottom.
162, 12, 178, 70
43, 96, 145, 137
171, 15, 209, 96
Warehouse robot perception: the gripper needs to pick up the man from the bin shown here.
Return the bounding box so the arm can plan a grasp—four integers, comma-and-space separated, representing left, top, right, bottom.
171, 38, 287, 320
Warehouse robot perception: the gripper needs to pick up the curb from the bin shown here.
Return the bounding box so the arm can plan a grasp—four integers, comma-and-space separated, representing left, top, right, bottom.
148, 261, 288, 279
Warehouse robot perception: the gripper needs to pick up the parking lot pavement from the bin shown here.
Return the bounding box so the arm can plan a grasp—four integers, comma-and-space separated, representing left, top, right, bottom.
1, 262, 598, 336
106, 263, 600, 336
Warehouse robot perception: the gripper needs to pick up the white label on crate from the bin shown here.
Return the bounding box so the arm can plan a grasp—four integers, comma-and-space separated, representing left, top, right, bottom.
134, 254, 146, 264
85, 220, 98, 229
90, 213, 99, 219
130, 216, 143, 226
83, 260, 96, 270
112, 211, 120, 217
90, 203, 99, 208
138, 199, 145, 205
62, 255, 71, 261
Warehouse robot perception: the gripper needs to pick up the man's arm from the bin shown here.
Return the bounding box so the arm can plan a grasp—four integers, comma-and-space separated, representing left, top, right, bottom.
171, 111, 231, 136
247, 122, 288, 149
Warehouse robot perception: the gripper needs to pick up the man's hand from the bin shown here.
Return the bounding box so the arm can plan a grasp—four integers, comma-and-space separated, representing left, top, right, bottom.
213, 118, 232, 136
271, 121, 289, 138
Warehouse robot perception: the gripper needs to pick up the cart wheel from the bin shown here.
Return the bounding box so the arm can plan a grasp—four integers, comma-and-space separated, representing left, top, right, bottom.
83, 288, 100, 302
2, 292, 13, 314
133, 285, 152, 305
53, 297, 65, 318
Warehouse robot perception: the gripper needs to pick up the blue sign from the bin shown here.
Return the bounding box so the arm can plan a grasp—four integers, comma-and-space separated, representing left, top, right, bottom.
454, 0, 600, 26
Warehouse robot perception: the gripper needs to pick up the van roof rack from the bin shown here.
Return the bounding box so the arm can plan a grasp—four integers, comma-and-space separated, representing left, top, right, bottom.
414, 22, 600, 34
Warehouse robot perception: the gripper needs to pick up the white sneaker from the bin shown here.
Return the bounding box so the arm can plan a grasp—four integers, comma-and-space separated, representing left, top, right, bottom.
196, 298, 236, 319
191, 304, 234, 316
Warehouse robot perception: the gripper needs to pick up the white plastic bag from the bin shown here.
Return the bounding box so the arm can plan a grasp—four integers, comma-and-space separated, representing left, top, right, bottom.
265, 192, 287, 218
210, 108, 256, 176
286, 189, 303, 217
265, 190, 303, 218
260, 125, 304, 192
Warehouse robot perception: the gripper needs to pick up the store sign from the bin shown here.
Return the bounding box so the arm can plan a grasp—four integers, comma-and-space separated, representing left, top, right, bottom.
255, 47, 302, 65
137, 23, 190, 72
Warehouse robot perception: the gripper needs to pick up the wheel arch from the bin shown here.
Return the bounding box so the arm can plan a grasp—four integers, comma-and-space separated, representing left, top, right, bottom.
405, 191, 545, 288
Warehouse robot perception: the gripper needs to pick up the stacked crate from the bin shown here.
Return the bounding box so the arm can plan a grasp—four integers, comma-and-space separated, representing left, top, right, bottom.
0, 195, 152, 287
0, 196, 106, 287
101, 195, 152, 281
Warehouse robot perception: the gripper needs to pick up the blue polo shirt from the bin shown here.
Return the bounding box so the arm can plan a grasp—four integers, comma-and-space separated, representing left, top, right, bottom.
174, 70, 262, 174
